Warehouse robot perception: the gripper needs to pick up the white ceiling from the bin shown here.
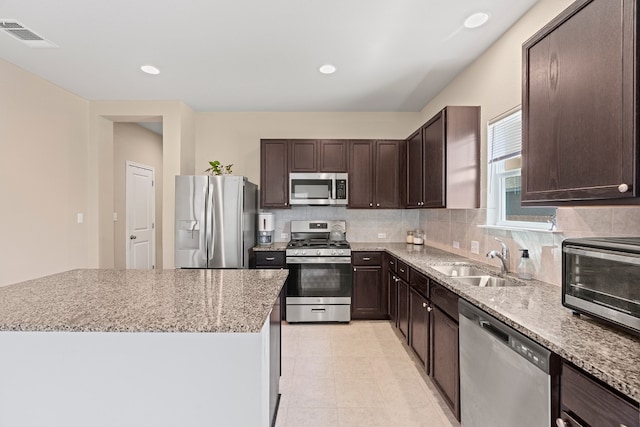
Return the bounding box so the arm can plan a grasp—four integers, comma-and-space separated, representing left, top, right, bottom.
0, 0, 538, 112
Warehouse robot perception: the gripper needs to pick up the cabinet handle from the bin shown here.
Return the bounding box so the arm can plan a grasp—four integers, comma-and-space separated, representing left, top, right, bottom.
353, 267, 357, 272
416, 202, 420, 206
618, 183, 629, 193
362, 257, 371, 261
265, 257, 275, 261
376, 203, 380, 207
285, 202, 288, 206
400, 268, 405, 273
422, 302, 427, 308
555, 419, 568, 427
369, 203, 373, 207
427, 306, 432, 312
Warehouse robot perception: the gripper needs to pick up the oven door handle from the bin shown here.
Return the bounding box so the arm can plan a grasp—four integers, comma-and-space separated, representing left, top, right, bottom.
286, 257, 352, 264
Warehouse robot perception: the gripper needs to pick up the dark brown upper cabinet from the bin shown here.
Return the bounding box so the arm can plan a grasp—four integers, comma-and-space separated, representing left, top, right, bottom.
348, 140, 404, 209
319, 140, 348, 172
260, 139, 290, 209
406, 106, 480, 209
289, 140, 317, 172
289, 140, 348, 173
522, 0, 639, 205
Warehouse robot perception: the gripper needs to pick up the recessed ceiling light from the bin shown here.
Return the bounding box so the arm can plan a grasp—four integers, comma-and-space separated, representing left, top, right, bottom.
140, 65, 160, 75
319, 64, 336, 75
464, 12, 490, 29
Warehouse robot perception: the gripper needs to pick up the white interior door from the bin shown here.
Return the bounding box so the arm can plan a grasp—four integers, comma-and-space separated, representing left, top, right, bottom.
126, 162, 155, 269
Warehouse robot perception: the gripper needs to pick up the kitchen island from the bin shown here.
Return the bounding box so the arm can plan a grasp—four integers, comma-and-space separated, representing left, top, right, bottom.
0, 268, 288, 427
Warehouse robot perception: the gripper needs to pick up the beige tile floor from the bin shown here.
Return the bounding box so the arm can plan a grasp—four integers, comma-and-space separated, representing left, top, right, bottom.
275, 320, 460, 427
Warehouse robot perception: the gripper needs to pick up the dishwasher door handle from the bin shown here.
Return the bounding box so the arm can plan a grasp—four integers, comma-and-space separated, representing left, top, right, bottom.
479, 320, 509, 343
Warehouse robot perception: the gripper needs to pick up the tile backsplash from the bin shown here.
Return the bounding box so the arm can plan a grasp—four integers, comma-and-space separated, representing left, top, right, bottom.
266, 206, 640, 287
419, 206, 640, 286
268, 207, 419, 243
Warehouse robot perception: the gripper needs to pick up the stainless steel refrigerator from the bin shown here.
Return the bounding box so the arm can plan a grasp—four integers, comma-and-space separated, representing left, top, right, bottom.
175, 175, 257, 268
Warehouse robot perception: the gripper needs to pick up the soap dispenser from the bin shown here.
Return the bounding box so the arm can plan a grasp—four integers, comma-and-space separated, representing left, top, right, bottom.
517, 249, 534, 280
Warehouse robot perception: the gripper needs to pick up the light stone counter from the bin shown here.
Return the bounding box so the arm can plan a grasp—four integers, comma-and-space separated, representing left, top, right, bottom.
0, 268, 288, 333
251, 243, 640, 401
252, 242, 289, 251
0, 268, 288, 427
352, 243, 640, 402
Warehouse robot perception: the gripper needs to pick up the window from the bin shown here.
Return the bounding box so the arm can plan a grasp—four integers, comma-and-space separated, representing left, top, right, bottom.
487, 107, 555, 230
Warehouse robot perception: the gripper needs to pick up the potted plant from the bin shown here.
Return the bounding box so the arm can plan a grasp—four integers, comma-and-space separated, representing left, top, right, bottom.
204, 161, 233, 175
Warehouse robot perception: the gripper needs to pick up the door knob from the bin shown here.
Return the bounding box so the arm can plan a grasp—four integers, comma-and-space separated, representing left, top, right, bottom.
130, 235, 137, 240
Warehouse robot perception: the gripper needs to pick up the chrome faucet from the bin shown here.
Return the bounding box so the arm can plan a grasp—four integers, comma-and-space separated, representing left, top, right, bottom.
487, 237, 510, 274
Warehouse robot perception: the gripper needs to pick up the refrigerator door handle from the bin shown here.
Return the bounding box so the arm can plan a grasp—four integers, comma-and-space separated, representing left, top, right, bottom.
206, 179, 214, 266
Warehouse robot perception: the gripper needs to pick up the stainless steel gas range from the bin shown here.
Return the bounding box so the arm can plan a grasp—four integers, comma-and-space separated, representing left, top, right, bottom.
285, 220, 352, 322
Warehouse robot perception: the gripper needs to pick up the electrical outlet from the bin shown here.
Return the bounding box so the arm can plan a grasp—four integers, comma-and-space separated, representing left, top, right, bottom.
77, 213, 84, 224
377, 233, 386, 239
113, 212, 118, 221
453, 241, 460, 249
280, 232, 288, 239
471, 240, 480, 254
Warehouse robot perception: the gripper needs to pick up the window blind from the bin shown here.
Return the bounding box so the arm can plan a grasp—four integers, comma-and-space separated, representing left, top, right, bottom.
488, 109, 521, 163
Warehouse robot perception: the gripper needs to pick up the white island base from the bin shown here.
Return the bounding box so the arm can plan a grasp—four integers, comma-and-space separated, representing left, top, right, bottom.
0, 320, 277, 427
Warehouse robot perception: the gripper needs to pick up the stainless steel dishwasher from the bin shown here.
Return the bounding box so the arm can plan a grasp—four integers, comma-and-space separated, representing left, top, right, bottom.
459, 299, 558, 427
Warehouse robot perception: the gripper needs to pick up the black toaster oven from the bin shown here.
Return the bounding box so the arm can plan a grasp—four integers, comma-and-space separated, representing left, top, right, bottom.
562, 237, 640, 335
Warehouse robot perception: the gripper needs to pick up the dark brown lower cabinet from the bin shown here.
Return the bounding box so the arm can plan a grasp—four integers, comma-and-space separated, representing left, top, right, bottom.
397, 278, 409, 339
431, 305, 460, 420
251, 250, 287, 321
409, 288, 429, 370
387, 270, 397, 324
559, 362, 639, 427
351, 265, 386, 320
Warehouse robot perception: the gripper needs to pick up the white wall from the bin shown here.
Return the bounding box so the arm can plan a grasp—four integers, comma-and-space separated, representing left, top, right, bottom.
113, 123, 164, 269
0, 59, 90, 286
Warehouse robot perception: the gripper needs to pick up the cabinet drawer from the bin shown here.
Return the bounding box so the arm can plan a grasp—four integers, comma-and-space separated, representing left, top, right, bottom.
254, 251, 286, 268
561, 363, 639, 427
387, 255, 398, 272
409, 268, 429, 297
396, 260, 409, 282
430, 282, 458, 322
352, 252, 382, 266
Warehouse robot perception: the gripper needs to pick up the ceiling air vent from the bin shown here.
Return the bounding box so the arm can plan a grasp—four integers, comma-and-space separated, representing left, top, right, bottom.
0, 20, 57, 48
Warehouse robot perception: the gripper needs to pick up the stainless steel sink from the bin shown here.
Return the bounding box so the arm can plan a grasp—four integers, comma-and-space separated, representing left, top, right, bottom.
454, 276, 524, 287
431, 264, 489, 277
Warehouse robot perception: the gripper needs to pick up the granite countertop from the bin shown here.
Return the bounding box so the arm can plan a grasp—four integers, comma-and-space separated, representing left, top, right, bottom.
0, 269, 288, 333
252, 242, 289, 251
250, 242, 640, 401
353, 243, 640, 402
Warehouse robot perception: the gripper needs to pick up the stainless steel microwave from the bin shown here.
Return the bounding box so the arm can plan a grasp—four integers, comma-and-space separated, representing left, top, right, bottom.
562, 237, 640, 335
289, 173, 348, 206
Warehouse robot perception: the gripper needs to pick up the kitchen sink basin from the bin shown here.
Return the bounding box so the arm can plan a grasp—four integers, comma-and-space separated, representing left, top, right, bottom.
454, 276, 524, 287
431, 264, 489, 277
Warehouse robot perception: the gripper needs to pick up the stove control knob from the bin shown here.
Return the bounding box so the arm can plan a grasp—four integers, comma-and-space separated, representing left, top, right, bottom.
331, 250, 337, 256
301, 250, 306, 255
316, 250, 321, 255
